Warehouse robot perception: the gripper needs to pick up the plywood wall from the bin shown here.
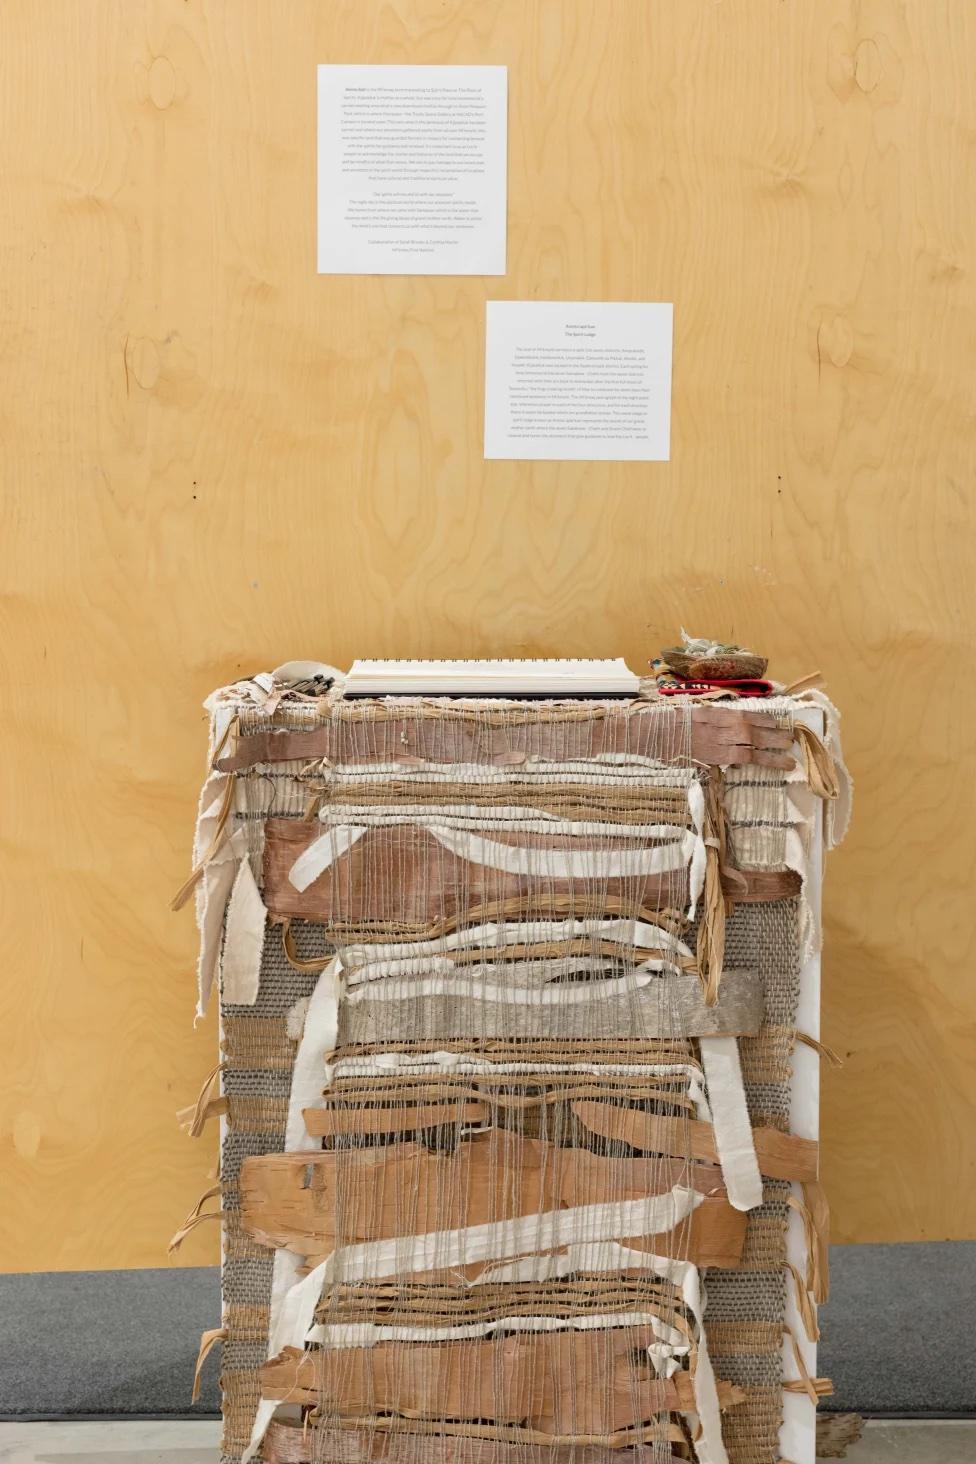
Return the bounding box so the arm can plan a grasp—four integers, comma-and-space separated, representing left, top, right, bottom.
2, 0, 974, 1272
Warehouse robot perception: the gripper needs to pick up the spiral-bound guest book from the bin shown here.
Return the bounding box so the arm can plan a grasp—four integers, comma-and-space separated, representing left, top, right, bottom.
343, 657, 641, 696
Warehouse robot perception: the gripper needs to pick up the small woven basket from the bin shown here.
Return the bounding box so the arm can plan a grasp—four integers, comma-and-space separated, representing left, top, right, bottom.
663, 648, 768, 680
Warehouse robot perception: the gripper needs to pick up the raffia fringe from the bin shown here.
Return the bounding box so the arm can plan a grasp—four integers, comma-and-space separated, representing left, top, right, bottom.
191, 1325, 227, 1403
780, 670, 825, 695
277, 916, 334, 973
168, 1183, 222, 1254
784, 1377, 834, 1398
787, 1260, 820, 1342
801, 1179, 831, 1302
795, 1029, 843, 1066
783, 1323, 821, 1404
177, 1061, 226, 1137
794, 723, 840, 800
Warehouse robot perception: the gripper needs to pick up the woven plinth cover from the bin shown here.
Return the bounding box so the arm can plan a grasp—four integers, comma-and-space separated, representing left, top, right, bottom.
178, 680, 849, 1464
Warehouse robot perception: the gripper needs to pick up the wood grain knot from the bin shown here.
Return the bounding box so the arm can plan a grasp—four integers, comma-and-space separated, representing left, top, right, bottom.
126, 336, 162, 390
853, 39, 883, 93
149, 55, 177, 110
817, 315, 854, 370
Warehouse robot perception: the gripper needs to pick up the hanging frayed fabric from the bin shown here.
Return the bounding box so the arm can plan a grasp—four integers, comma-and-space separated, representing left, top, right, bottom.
221, 856, 266, 1005
172, 772, 236, 913
177, 1060, 226, 1138
696, 768, 728, 1005
193, 827, 246, 1020
699, 1036, 763, 1211
794, 689, 853, 846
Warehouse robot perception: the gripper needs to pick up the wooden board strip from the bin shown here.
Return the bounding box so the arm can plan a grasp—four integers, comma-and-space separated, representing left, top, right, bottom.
260, 1334, 746, 1430
339, 968, 763, 1043
722, 867, 802, 902
218, 705, 793, 773
572, 1101, 819, 1181
239, 1132, 745, 1271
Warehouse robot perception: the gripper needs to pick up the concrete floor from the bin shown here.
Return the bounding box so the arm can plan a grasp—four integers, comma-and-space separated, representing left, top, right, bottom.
0, 1421, 220, 1464
1, 1420, 974, 1462
840, 1421, 976, 1462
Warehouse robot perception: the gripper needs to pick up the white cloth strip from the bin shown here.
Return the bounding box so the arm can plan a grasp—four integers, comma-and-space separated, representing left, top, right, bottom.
342, 954, 683, 987
220, 856, 266, 1006
307, 757, 696, 782
698, 1036, 763, 1211
342, 970, 665, 1007
339, 917, 694, 966
194, 821, 244, 1021
424, 824, 696, 879
288, 822, 693, 891
190, 769, 229, 1019
321, 806, 692, 836
333, 1186, 703, 1282
334, 1056, 711, 1122
332, 1055, 710, 1118
687, 777, 706, 920
242, 1184, 703, 1463
307, 1310, 686, 1347
283, 956, 343, 1150
332, 1052, 705, 1079
287, 825, 367, 891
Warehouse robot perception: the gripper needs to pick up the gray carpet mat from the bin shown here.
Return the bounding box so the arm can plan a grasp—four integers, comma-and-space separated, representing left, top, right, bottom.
818, 1241, 975, 1415
0, 1243, 973, 1419
0, 1267, 223, 1419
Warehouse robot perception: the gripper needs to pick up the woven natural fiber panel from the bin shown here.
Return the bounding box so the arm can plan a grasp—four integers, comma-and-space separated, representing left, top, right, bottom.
219, 916, 334, 1458
701, 899, 801, 1464
199, 690, 826, 1464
